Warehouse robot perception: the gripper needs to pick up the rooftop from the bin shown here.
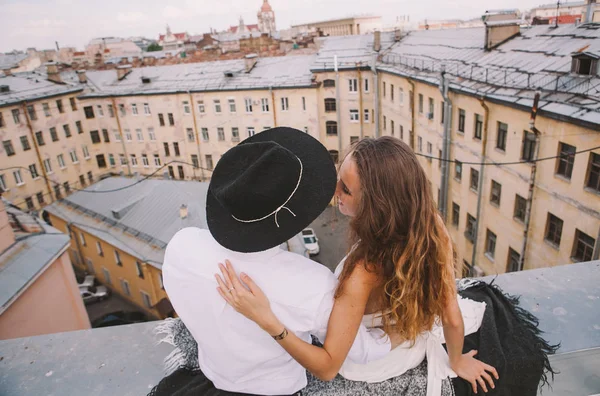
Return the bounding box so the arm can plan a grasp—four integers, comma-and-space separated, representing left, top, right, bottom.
0, 53, 28, 70
0, 260, 598, 395
311, 32, 396, 71
0, 73, 82, 107
533, 1, 586, 9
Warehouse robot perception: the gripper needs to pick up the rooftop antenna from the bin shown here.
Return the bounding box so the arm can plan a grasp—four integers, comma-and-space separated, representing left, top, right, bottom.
554, 0, 561, 28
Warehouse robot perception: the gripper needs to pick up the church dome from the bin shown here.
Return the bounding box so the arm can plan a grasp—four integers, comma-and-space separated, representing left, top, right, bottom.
260, 0, 273, 12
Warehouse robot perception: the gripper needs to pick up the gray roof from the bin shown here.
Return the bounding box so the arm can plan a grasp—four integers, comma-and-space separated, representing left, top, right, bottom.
74, 54, 317, 98
0, 202, 70, 311
0, 73, 83, 107
533, 1, 586, 9
378, 24, 600, 127
311, 32, 396, 71
0, 53, 28, 70
44, 177, 210, 268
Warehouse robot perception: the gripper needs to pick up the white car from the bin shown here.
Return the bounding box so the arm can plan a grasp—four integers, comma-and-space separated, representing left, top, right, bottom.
78, 275, 95, 289
302, 228, 320, 256
80, 285, 109, 305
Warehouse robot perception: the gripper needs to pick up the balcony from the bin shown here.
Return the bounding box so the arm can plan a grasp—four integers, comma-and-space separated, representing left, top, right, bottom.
1, 260, 599, 396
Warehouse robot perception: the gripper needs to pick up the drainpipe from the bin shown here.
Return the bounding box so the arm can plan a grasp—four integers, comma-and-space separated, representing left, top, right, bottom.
22, 102, 54, 203
111, 97, 131, 176
519, 92, 542, 271
407, 79, 416, 150
188, 91, 204, 181
67, 222, 85, 269
372, 54, 380, 138
357, 62, 364, 139
470, 97, 490, 269
438, 65, 452, 222
269, 86, 277, 127
334, 55, 342, 154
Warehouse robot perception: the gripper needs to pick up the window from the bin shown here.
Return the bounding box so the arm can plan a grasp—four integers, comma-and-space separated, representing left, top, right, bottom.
399, 88, 404, 104
383, 116, 387, 131
158, 113, 165, 126
136, 261, 145, 279
214, 99, 222, 113
163, 142, 170, 157
390, 84, 394, 101
218, 127, 225, 141
556, 142, 576, 179
0, 174, 6, 191
95, 153, 106, 168
83, 106, 95, 119
108, 154, 115, 167
364, 109, 370, 123
119, 104, 126, 117
57, 154, 66, 168
168, 165, 174, 179
90, 130, 101, 144
496, 122, 508, 151
326, 121, 338, 136
183, 101, 191, 114
142, 154, 149, 167
107, 104, 114, 117
114, 130, 121, 142
3, 140, 15, 156
135, 129, 143, 141
455, 160, 462, 181
280, 97, 289, 111
302, 97, 306, 111
507, 248, 520, 272
183, 128, 193, 143
141, 291, 152, 308
418, 94, 423, 114
514, 194, 527, 222
329, 150, 339, 164
485, 230, 497, 258
0, 112, 3, 127
54, 184, 61, 199
441, 101, 445, 124
29, 164, 39, 179
96, 241, 104, 256
178, 165, 184, 179
201, 128, 209, 141
79, 232, 86, 246
35, 131, 45, 146
205, 155, 214, 170
144, 103, 151, 115
25, 197, 34, 210
418, 136, 423, 152
350, 109, 359, 122
173, 142, 180, 156
102, 268, 111, 286
247, 127, 256, 137
191, 154, 199, 169
323, 79, 335, 88
70, 149, 78, 163
43, 103, 51, 117
470, 168, 479, 192
261, 98, 269, 112
114, 250, 122, 266
465, 214, 476, 242
490, 180, 502, 206
36, 192, 44, 205
438, 150, 442, 168
102, 129, 110, 142
458, 109, 465, 133
125, 130, 132, 142
87, 171, 93, 183
69, 97, 77, 111
82, 145, 90, 159
227, 98, 236, 113
27, 104, 37, 120
168, 113, 174, 126
586, 153, 600, 193
244, 98, 252, 113
76, 121, 83, 134
63, 124, 71, 138
120, 279, 130, 296
97, 105, 104, 117
129, 104, 137, 116
232, 127, 240, 142
12, 109, 21, 124
452, 203, 460, 227
56, 99, 64, 114
427, 142, 432, 162
521, 131, 536, 161
472, 113, 483, 140
572, 229, 595, 262
263, 126, 271, 131
350, 136, 359, 144
383, 82, 386, 97
545, 213, 563, 247
571, 55, 598, 76
198, 100, 205, 113
349, 79, 358, 92
43, 158, 52, 173
79, 174, 86, 186
154, 154, 161, 167
148, 128, 156, 141
428, 97, 434, 119
400, 125, 404, 140
324, 98, 336, 112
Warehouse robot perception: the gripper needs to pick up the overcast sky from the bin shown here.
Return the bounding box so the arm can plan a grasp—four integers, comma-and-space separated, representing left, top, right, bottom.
1, 0, 552, 53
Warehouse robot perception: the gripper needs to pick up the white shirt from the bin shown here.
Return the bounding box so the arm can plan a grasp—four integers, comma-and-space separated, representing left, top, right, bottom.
163, 228, 391, 395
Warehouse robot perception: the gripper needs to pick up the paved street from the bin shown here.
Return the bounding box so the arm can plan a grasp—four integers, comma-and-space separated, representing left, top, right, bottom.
307, 205, 351, 272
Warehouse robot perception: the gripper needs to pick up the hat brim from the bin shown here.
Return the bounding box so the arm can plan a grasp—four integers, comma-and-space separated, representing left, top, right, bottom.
207, 127, 337, 253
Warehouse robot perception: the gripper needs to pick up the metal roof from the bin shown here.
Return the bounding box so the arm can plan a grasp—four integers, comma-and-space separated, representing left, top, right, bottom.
0, 73, 83, 107
44, 177, 210, 268
0, 53, 29, 70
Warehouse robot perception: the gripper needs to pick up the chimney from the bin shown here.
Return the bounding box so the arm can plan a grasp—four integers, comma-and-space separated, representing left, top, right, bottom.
394, 29, 402, 42
179, 204, 188, 219
482, 10, 521, 51
117, 64, 132, 80
76, 69, 87, 84
2, 68, 12, 77
244, 53, 258, 73
373, 31, 381, 52
46, 61, 62, 84
584, 0, 597, 23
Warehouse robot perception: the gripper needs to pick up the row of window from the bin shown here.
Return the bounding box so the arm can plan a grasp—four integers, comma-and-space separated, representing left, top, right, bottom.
2, 122, 84, 157
20, 171, 94, 210
0, 98, 77, 127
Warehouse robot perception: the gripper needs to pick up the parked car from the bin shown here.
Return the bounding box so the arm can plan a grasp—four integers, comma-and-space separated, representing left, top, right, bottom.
80, 285, 109, 305
302, 228, 320, 255
91, 311, 149, 328
78, 275, 95, 289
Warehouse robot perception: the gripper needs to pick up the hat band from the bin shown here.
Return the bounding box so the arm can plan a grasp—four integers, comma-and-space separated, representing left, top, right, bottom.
231, 155, 303, 228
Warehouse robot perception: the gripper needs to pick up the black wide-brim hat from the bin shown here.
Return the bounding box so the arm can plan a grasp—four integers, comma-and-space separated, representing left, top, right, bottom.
207, 127, 337, 253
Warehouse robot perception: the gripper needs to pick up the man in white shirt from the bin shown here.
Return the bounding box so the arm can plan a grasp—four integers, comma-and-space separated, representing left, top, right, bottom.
163, 127, 390, 396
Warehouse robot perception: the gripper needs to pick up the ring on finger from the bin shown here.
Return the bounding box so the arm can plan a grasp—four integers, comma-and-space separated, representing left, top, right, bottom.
228, 287, 235, 292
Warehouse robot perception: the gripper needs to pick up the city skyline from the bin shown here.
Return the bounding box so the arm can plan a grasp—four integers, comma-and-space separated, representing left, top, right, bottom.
2, 0, 560, 53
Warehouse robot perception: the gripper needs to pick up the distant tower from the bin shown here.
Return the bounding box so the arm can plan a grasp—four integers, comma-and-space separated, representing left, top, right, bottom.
257, 0, 276, 34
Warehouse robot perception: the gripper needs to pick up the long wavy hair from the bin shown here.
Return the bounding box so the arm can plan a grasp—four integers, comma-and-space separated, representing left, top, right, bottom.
335, 136, 455, 343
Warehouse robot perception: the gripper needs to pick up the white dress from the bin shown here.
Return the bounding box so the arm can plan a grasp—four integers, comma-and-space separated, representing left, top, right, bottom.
334, 260, 486, 396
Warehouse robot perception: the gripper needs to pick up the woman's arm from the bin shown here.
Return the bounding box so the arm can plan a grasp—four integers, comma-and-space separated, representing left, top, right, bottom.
215, 260, 385, 381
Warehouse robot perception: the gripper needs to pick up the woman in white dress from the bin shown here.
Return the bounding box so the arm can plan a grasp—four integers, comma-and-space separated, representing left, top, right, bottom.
216, 137, 498, 395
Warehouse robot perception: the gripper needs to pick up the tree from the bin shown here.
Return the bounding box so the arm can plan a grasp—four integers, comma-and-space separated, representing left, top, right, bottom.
146, 43, 163, 52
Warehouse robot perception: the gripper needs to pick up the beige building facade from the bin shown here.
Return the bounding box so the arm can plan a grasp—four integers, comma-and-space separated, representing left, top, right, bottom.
293, 16, 382, 37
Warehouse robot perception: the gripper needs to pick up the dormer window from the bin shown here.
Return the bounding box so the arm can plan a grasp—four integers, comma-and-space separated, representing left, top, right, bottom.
571, 52, 599, 76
